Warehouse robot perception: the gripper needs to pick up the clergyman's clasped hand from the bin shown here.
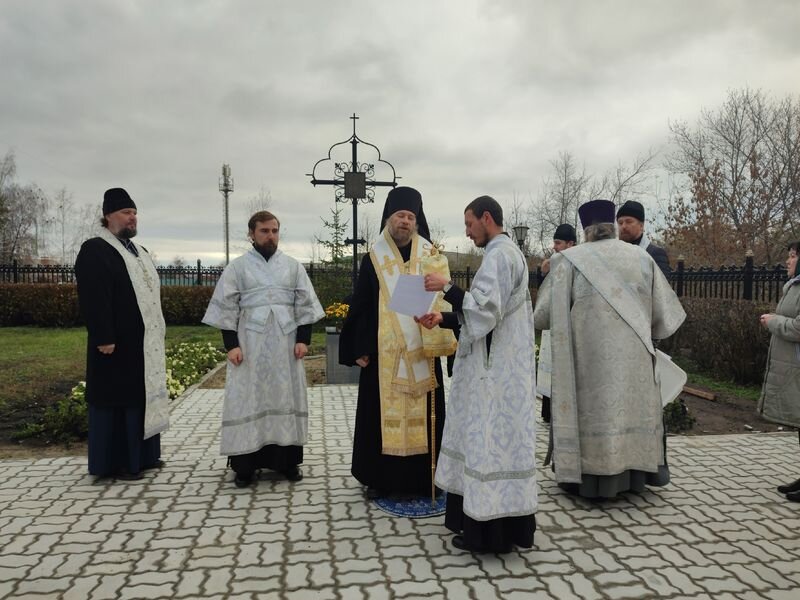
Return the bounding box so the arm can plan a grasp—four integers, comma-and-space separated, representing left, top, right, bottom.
415, 312, 443, 330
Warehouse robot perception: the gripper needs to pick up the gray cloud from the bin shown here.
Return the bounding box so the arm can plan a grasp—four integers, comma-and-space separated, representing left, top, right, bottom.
1, 0, 798, 263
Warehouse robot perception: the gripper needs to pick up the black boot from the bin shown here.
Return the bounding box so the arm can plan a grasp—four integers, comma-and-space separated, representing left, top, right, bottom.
283, 467, 303, 482
786, 489, 800, 502
777, 477, 800, 494
234, 472, 254, 488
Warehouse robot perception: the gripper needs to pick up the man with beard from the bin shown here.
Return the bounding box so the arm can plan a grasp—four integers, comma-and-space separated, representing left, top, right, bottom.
203, 211, 324, 487
418, 195, 537, 553
339, 186, 456, 500
75, 187, 169, 480
616, 200, 671, 276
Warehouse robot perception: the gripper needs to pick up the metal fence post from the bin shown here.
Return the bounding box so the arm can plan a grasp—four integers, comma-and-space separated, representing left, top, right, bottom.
12, 259, 18, 284
195, 259, 202, 286
743, 250, 754, 301
676, 255, 684, 297
465, 265, 472, 289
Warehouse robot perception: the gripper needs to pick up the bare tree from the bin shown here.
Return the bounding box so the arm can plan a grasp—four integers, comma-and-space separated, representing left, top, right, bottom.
71, 203, 102, 254
245, 185, 273, 217
529, 152, 589, 255
427, 218, 449, 248
51, 188, 74, 263
589, 148, 659, 206
0, 183, 47, 262
358, 210, 379, 250
664, 88, 800, 264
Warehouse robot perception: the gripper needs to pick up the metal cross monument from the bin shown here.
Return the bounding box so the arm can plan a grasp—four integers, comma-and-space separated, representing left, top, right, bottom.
308, 114, 398, 293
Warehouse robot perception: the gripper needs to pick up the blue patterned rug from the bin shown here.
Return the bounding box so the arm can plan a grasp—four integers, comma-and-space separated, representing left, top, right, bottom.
373, 493, 447, 518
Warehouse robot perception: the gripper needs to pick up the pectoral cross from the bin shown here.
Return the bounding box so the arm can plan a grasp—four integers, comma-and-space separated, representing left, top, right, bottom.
380, 255, 401, 276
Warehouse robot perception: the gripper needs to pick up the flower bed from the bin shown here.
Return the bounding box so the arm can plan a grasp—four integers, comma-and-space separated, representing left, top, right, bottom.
14, 341, 225, 442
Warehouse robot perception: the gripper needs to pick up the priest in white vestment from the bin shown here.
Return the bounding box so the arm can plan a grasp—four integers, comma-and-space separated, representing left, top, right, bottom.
419, 195, 538, 553
536, 223, 577, 424
533, 199, 685, 498
203, 211, 324, 488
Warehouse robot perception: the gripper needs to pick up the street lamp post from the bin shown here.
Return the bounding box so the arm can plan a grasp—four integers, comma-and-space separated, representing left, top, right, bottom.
512, 224, 529, 254
219, 163, 234, 265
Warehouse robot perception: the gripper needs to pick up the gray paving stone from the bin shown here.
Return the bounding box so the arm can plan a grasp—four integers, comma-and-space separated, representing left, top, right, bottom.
2, 386, 800, 600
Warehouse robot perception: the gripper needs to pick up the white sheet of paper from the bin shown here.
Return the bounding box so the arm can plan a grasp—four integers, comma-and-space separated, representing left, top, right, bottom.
388, 274, 438, 317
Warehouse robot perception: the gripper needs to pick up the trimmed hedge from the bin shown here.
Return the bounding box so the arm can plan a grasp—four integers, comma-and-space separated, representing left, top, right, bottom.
661, 297, 773, 386
160, 286, 214, 325
0, 283, 213, 327
0, 284, 80, 326
0, 284, 778, 386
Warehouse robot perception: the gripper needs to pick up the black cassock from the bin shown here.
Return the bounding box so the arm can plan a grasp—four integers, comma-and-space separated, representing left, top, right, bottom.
339, 247, 446, 496
75, 237, 161, 477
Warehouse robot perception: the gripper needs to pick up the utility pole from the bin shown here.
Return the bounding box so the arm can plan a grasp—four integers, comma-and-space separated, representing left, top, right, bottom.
219, 163, 234, 265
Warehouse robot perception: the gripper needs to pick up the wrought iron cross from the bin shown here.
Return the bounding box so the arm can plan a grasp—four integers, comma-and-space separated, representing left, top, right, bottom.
308, 114, 398, 294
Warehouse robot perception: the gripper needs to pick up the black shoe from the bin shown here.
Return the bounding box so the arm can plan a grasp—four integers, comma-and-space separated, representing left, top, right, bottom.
234, 473, 253, 488
283, 467, 303, 482
786, 490, 800, 502
777, 478, 800, 494
451, 535, 470, 551
116, 471, 143, 481
451, 534, 510, 554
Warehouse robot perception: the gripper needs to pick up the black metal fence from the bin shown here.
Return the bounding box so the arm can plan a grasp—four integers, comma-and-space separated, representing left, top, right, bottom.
444, 255, 788, 304
0, 254, 789, 303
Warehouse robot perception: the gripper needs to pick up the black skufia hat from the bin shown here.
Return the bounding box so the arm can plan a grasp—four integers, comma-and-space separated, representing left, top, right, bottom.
553, 223, 577, 243
615, 200, 645, 222
379, 186, 430, 240
103, 188, 136, 215
578, 199, 616, 230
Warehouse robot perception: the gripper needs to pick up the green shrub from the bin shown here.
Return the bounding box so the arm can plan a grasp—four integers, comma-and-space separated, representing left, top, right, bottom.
13, 381, 88, 443
660, 298, 772, 385
0, 284, 214, 326
0, 284, 80, 326
309, 267, 354, 313
159, 286, 214, 325
663, 397, 696, 433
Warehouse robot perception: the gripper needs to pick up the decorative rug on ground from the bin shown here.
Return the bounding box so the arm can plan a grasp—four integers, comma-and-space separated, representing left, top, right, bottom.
373, 493, 447, 518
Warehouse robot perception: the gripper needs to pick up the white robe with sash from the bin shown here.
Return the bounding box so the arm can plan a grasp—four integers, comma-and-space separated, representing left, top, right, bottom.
202, 248, 324, 456
533, 239, 685, 484
435, 234, 538, 521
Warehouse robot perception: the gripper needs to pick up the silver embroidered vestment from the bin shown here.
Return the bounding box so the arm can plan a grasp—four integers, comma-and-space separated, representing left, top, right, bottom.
435, 234, 538, 521
202, 249, 324, 456
533, 239, 685, 484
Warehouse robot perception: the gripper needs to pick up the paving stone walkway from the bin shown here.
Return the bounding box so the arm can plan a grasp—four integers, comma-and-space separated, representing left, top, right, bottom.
1, 382, 799, 599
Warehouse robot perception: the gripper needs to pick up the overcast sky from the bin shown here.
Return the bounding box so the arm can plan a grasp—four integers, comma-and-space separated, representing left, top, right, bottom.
2, 0, 799, 264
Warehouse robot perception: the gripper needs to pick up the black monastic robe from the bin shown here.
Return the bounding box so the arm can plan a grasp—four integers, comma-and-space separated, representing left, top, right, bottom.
75, 236, 161, 477
339, 246, 446, 496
